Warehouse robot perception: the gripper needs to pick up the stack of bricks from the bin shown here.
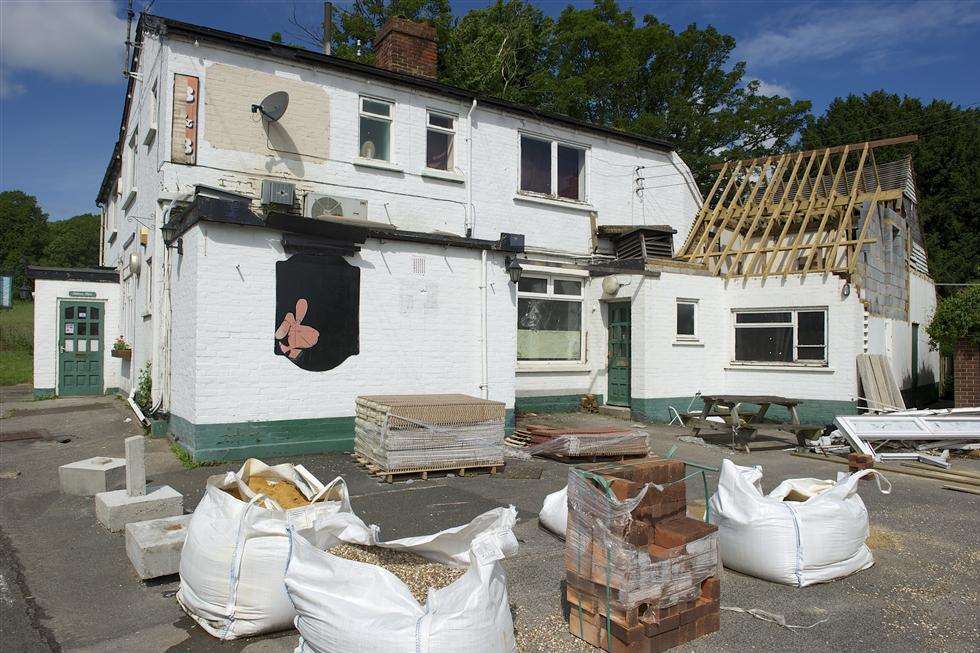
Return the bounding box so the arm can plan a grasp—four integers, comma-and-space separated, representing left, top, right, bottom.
565, 458, 721, 652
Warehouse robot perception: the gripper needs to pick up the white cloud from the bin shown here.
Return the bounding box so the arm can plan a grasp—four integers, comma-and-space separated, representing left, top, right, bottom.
0, 0, 127, 94
738, 1, 980, 70
753, 79, 793, 98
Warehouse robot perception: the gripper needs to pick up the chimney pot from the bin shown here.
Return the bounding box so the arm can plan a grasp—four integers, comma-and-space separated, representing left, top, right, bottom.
374, 17, 438, 79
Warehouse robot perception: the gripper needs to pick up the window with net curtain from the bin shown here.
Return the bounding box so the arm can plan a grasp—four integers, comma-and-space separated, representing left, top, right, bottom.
734, 309, 826, 363
517, 276, 583, 361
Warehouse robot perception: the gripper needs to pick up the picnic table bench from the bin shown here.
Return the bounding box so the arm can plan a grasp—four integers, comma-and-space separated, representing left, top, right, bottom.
685, 394, 825, 450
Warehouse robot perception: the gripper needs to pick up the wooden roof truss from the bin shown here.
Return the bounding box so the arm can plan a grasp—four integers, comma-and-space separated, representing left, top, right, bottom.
676, 135, 917, 280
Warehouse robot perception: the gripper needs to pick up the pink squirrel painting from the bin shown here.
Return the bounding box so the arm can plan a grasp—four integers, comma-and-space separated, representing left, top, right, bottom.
274, 298, 320, 359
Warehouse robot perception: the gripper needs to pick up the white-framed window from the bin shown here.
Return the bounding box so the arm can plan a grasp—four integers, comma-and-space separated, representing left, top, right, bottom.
122, 124, 138, 209
143, 256, 153, 316
519, 134, 587, 201
517, 275, 584, 362
676, 299, 698, 339
358, 96, 393, 161
426, 110, 455, 171
733, 308, 827, 364
144, 78, 158, 145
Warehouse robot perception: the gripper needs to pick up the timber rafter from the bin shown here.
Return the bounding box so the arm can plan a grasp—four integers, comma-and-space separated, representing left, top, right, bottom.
676, 135, 917, 280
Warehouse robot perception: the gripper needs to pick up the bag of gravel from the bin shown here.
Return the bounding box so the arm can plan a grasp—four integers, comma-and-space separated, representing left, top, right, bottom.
285, 506, 519, 653
177, 459, 351, 639
538, 486, 567, 538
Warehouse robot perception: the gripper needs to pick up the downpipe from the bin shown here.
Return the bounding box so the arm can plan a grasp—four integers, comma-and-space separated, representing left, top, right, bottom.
480, 249, 489, 399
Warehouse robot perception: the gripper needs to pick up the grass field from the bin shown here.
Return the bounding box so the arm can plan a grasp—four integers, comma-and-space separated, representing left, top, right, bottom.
0, 300, 34, 386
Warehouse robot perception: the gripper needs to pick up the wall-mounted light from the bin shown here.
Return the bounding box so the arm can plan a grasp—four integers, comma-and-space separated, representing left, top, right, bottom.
842, 282, 851, 298
505, 256, 523, 284
160, 222, 183, 256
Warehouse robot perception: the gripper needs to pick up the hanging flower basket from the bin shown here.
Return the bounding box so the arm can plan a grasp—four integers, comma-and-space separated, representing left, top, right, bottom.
111, 348, 132, 360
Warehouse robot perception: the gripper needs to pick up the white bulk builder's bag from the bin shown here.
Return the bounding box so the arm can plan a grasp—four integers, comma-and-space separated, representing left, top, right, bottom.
177, 459, 351, 639
708, 458, 890, 587
284, 506, 519, 653
539, 486, 568, 539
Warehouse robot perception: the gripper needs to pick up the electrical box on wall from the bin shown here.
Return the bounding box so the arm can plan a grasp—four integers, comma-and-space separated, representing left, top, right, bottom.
139, 227, 149, 246
261, 180, 296, 207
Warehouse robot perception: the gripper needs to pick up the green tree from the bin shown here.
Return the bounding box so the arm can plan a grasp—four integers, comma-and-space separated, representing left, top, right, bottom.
0, 190, 49, 288
926, 286, 980, 355
42, 213, 100, 269
440, 0, 554, 106
801, 92, 980, 285
280, 0, 454, 64
439, 1, 810, 186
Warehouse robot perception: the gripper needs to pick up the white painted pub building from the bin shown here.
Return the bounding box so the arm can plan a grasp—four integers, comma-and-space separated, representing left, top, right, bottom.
29, 15, 939, 461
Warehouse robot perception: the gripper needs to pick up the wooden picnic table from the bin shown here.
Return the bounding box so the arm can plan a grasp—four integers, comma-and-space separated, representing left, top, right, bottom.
688, 394, 821, 450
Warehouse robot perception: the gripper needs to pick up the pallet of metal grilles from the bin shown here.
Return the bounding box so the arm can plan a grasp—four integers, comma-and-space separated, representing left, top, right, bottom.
353, 394, 506, 482
565, 458, 721, 652
510, 424, 649, 460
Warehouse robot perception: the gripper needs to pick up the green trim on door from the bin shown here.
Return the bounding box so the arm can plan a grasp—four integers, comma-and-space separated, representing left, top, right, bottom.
607, 302, 631, 407
57, 300, 104, 396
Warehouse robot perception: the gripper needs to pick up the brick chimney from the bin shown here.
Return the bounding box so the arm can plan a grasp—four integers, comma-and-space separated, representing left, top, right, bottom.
374, 17, 438, 79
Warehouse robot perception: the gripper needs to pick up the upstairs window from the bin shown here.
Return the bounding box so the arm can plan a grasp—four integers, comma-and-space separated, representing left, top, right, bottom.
426, 111, 455, 171
733, 308, 827, 364
359, 97, 392, 161
520, 135, 587, 201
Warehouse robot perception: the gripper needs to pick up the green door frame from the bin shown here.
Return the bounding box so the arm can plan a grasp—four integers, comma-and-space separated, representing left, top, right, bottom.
57, 299, 105, 396
607, 302, 631, 407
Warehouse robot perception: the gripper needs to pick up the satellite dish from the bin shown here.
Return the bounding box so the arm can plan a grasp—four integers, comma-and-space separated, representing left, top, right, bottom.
251, 91, 289, 121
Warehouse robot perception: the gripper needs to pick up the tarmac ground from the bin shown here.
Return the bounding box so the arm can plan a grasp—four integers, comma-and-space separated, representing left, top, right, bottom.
1, 390, 977, 652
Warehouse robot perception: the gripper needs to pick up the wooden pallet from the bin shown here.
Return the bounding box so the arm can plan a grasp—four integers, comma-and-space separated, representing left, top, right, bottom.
351, 453, 502, 483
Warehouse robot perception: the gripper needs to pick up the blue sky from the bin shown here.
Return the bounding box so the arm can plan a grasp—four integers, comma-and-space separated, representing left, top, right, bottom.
2, 0, 978, 220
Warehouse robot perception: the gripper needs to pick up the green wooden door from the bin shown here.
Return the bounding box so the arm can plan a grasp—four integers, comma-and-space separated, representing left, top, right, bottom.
607, 303, 631, 407
58, 301, 104, 396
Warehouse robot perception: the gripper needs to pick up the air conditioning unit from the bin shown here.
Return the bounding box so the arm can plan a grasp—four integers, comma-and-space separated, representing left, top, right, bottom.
304, 193, 368, 221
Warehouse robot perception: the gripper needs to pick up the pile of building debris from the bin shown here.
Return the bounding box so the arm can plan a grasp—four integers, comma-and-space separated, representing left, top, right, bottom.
507, 424, 649, 459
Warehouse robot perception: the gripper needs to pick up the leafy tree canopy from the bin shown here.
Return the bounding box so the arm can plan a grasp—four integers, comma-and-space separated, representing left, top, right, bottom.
801, 91, 980, 285
0, 190, 49, 288
926, 285, 980, 355
42, 213, 100, 269
0, 191, 101, 288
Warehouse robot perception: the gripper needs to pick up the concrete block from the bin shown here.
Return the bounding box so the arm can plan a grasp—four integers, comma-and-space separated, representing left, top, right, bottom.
125, 435, 146, 497
125, 513, 192, 580
59, 457, 126, 496
95, 485, 183, 533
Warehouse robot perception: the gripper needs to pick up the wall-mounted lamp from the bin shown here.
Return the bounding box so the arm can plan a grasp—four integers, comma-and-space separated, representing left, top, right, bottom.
842, 282, 851, 298
160, 222, 183, 256
505, 256, 523, 284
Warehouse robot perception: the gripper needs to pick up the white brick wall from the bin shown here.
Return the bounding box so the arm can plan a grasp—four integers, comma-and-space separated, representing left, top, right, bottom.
32, 279, 121, 393
178, 223, 515, 424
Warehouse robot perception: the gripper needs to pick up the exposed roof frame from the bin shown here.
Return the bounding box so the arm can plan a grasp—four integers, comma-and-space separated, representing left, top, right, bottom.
677, 136, 917, 280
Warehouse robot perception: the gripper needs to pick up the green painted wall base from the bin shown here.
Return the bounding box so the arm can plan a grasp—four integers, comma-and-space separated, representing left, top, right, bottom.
630, 396, 860, 425
515, 394, 604, 414
149, 417, 169, 438
168, 408, 518, 463
33, 388, 55, 399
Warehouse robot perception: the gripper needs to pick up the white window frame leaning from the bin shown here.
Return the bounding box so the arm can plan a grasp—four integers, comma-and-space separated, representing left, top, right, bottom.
425, 110, 456, 172
731, 307, 828, 366
516, 274, 586, 364
358, 96, 394, 162
675, 298, 698, 340
518, 132, 588, 203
